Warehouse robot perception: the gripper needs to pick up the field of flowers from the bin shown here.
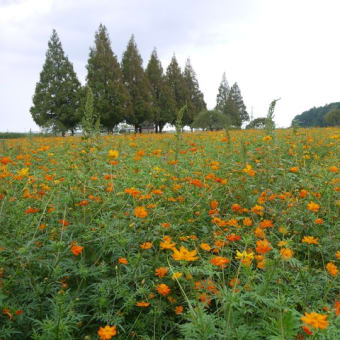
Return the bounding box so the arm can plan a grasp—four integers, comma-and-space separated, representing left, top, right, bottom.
0, 128, 339, 339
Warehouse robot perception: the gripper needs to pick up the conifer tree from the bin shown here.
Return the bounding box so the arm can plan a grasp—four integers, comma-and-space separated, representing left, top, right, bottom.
229, 83, 249, 124
30, 29, 81, 136
183, 59, 206, 127
165, 55, 188, 124
215, 72, 230, 112
224, 96, 241, 127
121, 35, 152, 133
146, 49, 175, 132
86, 24, 131, 133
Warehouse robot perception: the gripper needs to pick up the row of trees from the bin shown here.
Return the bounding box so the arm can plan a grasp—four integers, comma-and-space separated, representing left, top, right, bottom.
30, 25, 248, 134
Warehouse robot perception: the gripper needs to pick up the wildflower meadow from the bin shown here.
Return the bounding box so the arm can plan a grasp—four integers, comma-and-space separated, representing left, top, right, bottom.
0, 127, 339, 339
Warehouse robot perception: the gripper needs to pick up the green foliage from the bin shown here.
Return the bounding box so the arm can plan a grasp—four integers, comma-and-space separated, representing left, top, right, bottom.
165, 55, 189, 124
215, 72, 230, 112
292, 102, 340, 127
121, 35, 152, 132
146, 49, 176, 132
183, 59, 206, 127
229, 82, 249, 124
246, 117, 267, 129
81, 86, 100, 139
86, 24, 131, 133
265, 99, 280, 135
324, 109, 340, 126
192, 110, 229, 130
30, 29, 81, 136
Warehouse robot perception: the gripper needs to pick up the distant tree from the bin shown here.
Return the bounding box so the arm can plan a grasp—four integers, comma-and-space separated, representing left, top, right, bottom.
146, 49, 176, 132
246, 117, 267, 129
215, 72, 230, 112
86, 24, 131, 133
229, 83, 249, 124
183, 59, 206, 128
30, 29, 81, 136
292, 102, 340, 127
121, 35, 152, 133
165, 55, 188, 124
192, 110, 229, 131
224, 96, 241, 128
324, 109, 340, 126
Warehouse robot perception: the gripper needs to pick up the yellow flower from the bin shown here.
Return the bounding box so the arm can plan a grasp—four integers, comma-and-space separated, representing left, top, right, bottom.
171, 272, 182, 280
17, 167, 29, 177
108, 149, 119, 158
301, 312, 329, 330
263, 135, 272, 142
235, 250, 254, 261
172, 246, 199, 262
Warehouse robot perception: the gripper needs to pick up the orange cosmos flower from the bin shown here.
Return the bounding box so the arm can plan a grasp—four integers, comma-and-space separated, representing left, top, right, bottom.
299, 189, 308, 198
58, 219, 69, 227
71, 242, 83, 256
326, 262, 338, 277
259, 219, 274, 229
210, 200, 219, 210
231, 203, 243, 213
118, 257, 128, 264
256, 239, 272, 254
227, 233, 241, 242
302, 325, 313, 335
175, 306, 183, 314
252, 204, 264, 216
314, 218, 324, 224
242, 217, 253, 227
136, 301, 150, 307
134, 206, 147, 218
301, 312, 329, 330
280, 248, 293, 260
289, 167, 299, 173
336, 251, 340, 259
302, 236, 319, 245
329, 166, 339, 173
140, 242, 152, 250
334, 301, 340, 316
160, 236, 176, 250
210, 256, 230, 269
98, 325, 117, 339
155, 267, 168, 278
157, 283, 170, 296
200, 243, 211, 251
172, 246, 199, 261
307, 201, 320, 212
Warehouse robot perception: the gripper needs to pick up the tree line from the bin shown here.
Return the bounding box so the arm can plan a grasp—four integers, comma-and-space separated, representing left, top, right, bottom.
292, 102, 340, 128
30, 24, 249, 135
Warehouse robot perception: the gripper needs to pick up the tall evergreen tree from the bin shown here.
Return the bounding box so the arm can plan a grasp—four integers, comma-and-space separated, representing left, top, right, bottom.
146, 49, 176, 132
86, 24, 131, 132
229, 83, 249, 124
215, 72, 230, 112
183, 59, 206, 127
165, 55, 188, 124
224, 95, 241, 127
121, 35, 152, 133
30, 29, 81, 136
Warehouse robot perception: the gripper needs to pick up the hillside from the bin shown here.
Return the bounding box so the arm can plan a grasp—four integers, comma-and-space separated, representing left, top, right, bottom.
292, 102, 340, 127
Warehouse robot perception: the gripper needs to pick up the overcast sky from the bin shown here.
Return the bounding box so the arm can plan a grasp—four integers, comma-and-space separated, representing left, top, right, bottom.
1, 0, 340, 131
